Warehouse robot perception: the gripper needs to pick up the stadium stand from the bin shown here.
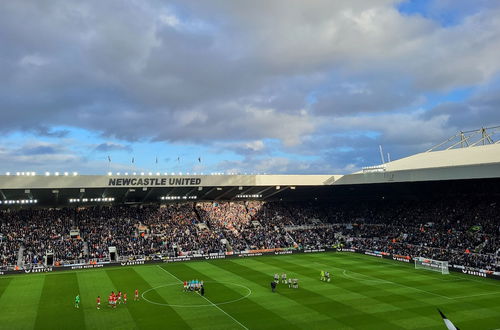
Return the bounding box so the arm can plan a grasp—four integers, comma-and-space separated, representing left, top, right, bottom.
1, 199, 499, 272
1, 131, 500, 277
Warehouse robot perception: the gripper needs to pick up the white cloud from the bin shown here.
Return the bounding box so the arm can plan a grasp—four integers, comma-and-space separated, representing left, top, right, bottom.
1, 1, 500, 173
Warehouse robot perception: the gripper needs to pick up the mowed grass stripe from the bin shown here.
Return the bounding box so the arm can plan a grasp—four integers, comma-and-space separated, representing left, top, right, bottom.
234, 256, 411, 329
307, 253, 459, 300
265, 254, 450, 328
299, 256, 446, 329
134, 265, 239, 330
310, 254, 500, 306
1, 252, 500, 330
302, 256, 470, 318
294, 253, 452, 300
336, 252, 500, 289
216, 258, 372, 329
0, 276, 45, 329
305, 253, 500, 328
34, 273, 86, 330
105, 267, 191, 329
193, 260, 333, 328
160, 263, 301, 330
209, 259, 350, 330
76, 269, 136, 330
0, 277, 12, 299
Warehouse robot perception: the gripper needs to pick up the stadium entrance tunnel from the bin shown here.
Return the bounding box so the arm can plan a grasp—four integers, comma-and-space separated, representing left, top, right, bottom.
141, 281, 251, 308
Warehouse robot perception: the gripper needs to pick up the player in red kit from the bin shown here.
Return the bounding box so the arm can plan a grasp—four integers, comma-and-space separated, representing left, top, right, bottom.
123, 293, 127, 304
117, 291, 122, 304
96, 296, 101, 309
111, 291, 116, 308
108, 294, 112, 308
134, 289, 139, 301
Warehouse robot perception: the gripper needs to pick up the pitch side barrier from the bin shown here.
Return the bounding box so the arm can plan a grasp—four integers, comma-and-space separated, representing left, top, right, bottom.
1, 248, 499, 280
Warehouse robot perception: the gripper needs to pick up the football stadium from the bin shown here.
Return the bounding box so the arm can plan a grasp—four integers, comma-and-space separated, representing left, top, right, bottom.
1, 129, 500, 329
3, 1, 500, 329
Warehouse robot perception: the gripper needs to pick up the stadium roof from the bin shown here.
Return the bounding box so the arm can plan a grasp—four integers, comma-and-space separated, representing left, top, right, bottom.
1, 139, 500, 206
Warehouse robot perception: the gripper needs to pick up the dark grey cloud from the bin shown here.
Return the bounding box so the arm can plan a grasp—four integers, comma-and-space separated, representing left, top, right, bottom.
312, 78, 419, 116
1, 0, 500, 174
94, 142, 132, 153
422, 84, 500, 132
18, 144, 60, 156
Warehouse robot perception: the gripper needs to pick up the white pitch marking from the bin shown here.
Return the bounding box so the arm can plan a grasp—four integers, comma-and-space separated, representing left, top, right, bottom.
313, 261, 453, 300
451, 291, 500, 299
338, 253, 500, 287
141, 281, 252, 308
156, 265, 249, 330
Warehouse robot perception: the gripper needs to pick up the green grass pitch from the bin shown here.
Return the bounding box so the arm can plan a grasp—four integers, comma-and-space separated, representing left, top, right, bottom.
1, 252, 499, 329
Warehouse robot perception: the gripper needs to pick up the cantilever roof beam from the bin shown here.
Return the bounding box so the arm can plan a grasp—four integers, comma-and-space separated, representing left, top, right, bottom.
262, 186, 290, 200
446, 130, 480, 150
469, 130, 496, 147
214, 186, 237, 200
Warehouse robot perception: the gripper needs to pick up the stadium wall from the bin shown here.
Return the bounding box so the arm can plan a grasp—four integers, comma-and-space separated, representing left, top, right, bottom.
2, 248, 498, 280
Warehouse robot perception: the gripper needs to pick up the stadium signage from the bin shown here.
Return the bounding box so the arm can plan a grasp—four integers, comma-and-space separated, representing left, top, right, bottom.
2, 248, 500, 281
108, 177, 202, 187
70, 264, 104, 270
274, 250, 293, 255
461, 269, 487, 277
364, 251, 383, 258
24, 267, 53, 273
338, 248, 356, 252
120, 260, 145, 266
392, 256, 411, 263
238, 252, 263, 258
163, 256, 192, 263
204, 255, 226, 260
304, 249, 326, 253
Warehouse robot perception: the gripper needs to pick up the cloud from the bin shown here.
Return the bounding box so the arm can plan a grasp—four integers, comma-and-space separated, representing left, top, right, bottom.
0, 141, 80, 171
422, 83, 500, 132
0, 1, 500, 174
18, 144, 60, 156
0, 140, 139, 174
217, 140, 267, 156
94, 142, 132, 153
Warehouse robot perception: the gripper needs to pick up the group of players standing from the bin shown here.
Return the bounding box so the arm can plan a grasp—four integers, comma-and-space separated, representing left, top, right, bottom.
93, 289, 139, 310
320, 270, 331, 282
271, 273, 299, 292
270, 270, 332, 292
183, 279, 205, 296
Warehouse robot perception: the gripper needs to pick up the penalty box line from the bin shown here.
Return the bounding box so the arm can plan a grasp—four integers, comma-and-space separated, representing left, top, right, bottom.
313, 261, 453, 300
156, 265, 249, 330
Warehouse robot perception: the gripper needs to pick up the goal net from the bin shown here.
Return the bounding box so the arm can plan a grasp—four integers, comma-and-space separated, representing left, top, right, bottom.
414, 257, 449, 274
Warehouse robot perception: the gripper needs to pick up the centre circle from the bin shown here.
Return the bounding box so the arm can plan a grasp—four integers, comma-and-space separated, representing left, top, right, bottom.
141, 281, 252, 308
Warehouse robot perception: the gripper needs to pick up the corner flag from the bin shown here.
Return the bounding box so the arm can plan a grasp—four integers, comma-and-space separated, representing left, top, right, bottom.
438, 309, 459, 330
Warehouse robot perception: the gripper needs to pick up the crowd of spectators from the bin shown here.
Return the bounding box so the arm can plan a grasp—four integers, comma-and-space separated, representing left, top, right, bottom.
0, 197, 498, 271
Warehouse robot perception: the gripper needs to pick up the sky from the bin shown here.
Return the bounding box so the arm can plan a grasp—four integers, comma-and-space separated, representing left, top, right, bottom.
1, 0, 500, 175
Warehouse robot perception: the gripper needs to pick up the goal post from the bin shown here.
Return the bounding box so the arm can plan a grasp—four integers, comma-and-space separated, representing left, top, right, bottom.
414, 257, 449, 274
